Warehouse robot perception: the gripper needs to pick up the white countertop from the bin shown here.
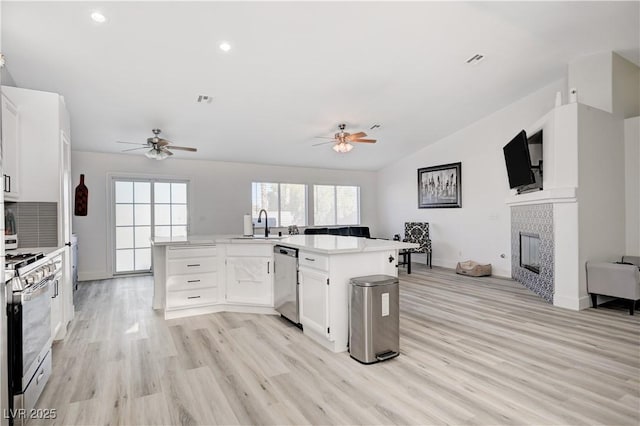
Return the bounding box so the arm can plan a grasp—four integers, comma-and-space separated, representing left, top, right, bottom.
151, 234, 418, 254
151, 235, 220, 246
7, 246, 65, 257
273, 235, 418, 254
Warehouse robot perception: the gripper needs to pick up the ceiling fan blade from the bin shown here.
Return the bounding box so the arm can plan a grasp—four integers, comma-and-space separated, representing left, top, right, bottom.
167, 145, 197, 152
121, 146, 149, 152
148, 137, 172, 145
164, 149, 174, 156
312, 141, 335, 147
313, 136, 336, 140
116, 141, 147, 146
347, 132, 367, 140
352, 139, 377, 143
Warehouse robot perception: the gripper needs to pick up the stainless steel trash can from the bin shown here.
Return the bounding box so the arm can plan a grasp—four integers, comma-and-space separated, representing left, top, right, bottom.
349, 275, 400, 364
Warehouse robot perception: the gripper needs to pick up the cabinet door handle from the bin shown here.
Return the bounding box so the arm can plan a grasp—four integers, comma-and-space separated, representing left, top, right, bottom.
7, 175, 10, 193
186, 264, 200, 267
187, 295, 201, 299
267, 261, 270, 274
187, 279, 200, 283
304, 257, 315, 262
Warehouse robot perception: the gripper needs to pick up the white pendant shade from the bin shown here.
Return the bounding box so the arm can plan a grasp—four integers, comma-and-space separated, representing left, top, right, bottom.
332, 142, 353, 153
145, 148, 169, 160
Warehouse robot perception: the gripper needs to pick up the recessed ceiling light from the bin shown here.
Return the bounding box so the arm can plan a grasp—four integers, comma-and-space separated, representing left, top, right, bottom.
91, 11, 107, 23
219, 42, 232, 52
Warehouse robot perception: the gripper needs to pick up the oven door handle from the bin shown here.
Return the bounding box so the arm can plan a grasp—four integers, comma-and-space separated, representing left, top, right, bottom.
22, 280, 52, 301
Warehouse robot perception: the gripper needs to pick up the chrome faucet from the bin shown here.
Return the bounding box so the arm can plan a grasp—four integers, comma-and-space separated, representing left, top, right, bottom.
257, 209, 269, 237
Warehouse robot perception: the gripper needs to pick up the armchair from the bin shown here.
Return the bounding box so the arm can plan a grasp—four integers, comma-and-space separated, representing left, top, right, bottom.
398, 222, 432, 273
586, 260, 640, 315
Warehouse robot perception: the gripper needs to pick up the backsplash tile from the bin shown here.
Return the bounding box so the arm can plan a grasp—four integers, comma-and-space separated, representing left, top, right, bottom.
5, 202, 58, 248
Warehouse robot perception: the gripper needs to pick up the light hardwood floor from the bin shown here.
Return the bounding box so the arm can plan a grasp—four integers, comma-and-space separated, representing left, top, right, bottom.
32, 266, 639, 425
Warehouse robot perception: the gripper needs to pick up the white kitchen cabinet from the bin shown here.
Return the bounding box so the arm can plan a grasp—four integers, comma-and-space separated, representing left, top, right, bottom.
50, 280, 62, 339
1, 86, 66, 203
299, 251, 329, 271
1, 86, 75, 340
50, 252, 63, 340
165, 245, 218, 310
1, 93, 19, 200
299, 266, 330, 338
225, 256, 273, 306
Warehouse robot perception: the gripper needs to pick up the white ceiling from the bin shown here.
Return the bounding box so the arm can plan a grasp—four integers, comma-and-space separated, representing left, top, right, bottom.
3, 1, 639, 171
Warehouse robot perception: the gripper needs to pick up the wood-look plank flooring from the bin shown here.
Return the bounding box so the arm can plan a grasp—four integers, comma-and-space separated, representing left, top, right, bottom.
31, 266, 639, 425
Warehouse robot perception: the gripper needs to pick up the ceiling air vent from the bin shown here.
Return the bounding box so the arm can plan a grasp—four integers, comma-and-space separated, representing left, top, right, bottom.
466, 54, 485, 64
197, 95, 213, 104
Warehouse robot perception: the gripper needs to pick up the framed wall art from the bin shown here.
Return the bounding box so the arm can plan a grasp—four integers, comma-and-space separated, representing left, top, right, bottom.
417, 162, 461, 208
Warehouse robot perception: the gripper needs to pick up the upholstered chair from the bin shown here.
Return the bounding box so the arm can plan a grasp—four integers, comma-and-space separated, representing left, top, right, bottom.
399, 222, 432, 272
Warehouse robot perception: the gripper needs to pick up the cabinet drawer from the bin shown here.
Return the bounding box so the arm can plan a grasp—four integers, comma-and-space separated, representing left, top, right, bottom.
167, 257, 216, 275
225, 244, 272, 257
167, 273, 217, 292
166, 287, 218, 309
299, 252, 329, 271
167, 245, 217, 259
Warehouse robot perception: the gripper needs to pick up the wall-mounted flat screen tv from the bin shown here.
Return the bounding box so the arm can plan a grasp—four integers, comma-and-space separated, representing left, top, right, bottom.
503, 130, 536, 189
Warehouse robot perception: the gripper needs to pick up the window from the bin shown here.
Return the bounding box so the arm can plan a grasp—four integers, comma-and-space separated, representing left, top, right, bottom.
154, 182, 188, 238
113, 178, 189, 274
251, 182, 307, 227
313, 185, 360, 226
114, 180, 152, 273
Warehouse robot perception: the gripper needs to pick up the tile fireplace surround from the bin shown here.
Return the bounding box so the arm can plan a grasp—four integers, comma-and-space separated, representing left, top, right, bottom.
511, 203, 554, 302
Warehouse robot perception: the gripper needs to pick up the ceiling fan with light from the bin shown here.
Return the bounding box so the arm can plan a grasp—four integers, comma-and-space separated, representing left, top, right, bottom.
313, 123, 377, 153
117, 128, 197, 160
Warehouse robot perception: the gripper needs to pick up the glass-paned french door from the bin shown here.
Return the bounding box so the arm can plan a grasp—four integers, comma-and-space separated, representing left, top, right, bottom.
113, 178, 189, 274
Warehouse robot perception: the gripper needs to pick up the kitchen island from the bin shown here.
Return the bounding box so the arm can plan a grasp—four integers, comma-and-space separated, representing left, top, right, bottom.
151, 234, 417, 352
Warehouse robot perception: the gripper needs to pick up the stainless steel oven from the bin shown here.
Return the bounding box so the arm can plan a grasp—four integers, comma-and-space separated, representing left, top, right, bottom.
6, 253, 55, 423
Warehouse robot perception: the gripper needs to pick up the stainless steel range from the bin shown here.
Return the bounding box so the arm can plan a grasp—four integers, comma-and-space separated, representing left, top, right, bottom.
5, 252, 56, 423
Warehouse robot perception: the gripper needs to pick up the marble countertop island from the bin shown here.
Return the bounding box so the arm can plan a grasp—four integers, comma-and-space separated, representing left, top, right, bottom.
151, 234, 418, 254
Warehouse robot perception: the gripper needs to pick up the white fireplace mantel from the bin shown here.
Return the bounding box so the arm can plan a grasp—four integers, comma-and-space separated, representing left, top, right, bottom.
505, 186, 577, 207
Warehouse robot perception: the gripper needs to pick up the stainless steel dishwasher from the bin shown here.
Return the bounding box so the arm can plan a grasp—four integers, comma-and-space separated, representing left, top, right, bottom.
273, 245, 301, 327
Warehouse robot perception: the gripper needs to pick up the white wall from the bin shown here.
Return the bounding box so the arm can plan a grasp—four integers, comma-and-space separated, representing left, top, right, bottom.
612, 53, 640, 118
71, 151, 378, 280
568, 52, 613, 114
376, 80, 565, 277
625, 116, 640, 255
568, 52, 640, 119
577, 104, 626, 303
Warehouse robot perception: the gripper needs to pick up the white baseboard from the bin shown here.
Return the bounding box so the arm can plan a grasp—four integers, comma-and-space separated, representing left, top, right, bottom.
553, 294, 591, 311
78, 271, 112, 282
164, 303, 278, 320
430, 256, 511, 279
